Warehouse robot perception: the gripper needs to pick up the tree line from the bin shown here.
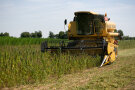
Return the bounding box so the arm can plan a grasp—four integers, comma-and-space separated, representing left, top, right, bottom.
0, 29, 135, 40
21, 31, 42, 38
122, 36, 135, 40
0, 32, 9, 37
0, 30, 67, 39
48, 31, 68, 39
21, 30, 68, 39
114, 29, 135, 40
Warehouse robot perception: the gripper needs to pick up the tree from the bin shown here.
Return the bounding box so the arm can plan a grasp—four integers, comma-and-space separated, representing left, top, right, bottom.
0, 32, 9, 37
31, 33, 37, 38
64, 31, 68, 39
4, 32, 9, 37
48, 31, 68, 39
57, 31, 68, 39
21, 32, 31, 38
0, 33, 4, 36
49, 31, 55, 38
58, 31, 65, 39
114, 29, 117, 33
118, 30, 124, 37
30, 31, 42, 38
20, 31, 42, 38
55, 34, 59, 39
36, 31, 42, 38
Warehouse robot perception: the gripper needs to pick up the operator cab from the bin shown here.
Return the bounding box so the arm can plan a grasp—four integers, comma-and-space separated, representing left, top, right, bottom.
74, 11, 105, 35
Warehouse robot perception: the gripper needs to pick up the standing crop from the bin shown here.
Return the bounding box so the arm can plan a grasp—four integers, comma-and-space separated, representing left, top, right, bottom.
0, 44, 101, 88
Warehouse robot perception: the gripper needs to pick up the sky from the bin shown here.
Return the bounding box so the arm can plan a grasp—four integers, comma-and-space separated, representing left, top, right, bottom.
0, 0, 135, 37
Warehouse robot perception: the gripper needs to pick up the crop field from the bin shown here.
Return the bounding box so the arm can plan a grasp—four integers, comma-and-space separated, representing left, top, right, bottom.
0, 37, 101, 88
0, 37, 135, 89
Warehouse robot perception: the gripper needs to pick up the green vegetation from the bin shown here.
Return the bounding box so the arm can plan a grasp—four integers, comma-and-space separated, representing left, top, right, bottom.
21, 31, 42, 38
20, 30, 68, 39
0, 32, 9, 37
0, 38, 100, 88
0, 37, 135, 89
0, 37, 68, 45
11, 48, 135, 90
77, 53, 135, 90
118, 40, 135, 49
49, 31, 68, 39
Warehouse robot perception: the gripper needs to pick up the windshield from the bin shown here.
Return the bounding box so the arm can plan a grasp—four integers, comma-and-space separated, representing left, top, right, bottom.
76, 13, 94, 35
75, 13, 104, 35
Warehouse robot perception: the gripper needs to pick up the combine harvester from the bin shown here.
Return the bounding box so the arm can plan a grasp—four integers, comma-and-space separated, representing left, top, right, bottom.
41, 11, 119, 67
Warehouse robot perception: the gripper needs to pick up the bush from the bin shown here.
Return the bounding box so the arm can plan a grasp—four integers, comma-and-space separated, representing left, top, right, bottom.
21, 32, 31, 38
0, 32, 9, 37
20, 31, 42, 38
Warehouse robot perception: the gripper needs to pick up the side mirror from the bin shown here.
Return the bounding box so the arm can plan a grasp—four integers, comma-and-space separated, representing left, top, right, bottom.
64, 19, 67, 25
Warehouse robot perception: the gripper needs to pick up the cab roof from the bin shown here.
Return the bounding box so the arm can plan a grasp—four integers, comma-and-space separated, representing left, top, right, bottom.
75, 11, 99, 15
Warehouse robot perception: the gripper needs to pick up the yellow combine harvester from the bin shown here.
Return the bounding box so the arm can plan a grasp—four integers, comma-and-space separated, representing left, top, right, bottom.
41, 11, 119, 67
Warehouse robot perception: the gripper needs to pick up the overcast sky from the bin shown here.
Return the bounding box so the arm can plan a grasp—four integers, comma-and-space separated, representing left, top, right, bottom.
0, 0, 135, 37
